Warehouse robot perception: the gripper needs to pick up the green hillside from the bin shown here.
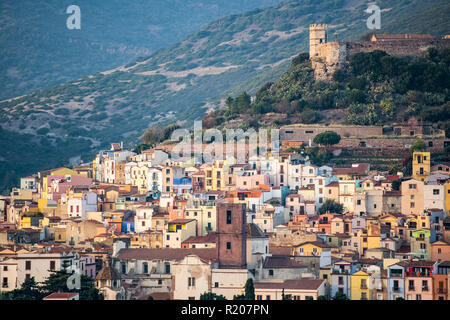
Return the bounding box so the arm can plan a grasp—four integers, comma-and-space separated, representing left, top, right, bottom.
0, 0, 449, 194
207, 49, 450, 130
0, 0, 282, 100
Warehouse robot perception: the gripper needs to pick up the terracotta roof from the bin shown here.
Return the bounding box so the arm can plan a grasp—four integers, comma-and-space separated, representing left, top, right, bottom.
269, 246, 291, 256
254, 279, 325, 291
263, 256, 306, 269
43, 292, 79, 300
96, 261, 121, 281
182, 233, 217, 244
332, 163, 369, 175
405, 260, 436, 268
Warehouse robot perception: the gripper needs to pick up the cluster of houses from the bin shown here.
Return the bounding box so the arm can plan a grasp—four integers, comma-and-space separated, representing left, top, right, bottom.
0, 142, 449, 300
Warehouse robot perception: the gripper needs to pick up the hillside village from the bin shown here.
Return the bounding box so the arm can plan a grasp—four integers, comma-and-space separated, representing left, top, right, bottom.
0, 23, 450, 301
0, 130, 450, 300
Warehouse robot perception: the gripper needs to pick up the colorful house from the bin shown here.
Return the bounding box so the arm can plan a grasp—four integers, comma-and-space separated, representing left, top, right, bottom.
350, 270, 371, 300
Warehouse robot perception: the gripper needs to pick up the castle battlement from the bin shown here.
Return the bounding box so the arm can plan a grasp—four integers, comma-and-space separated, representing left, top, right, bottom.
309, 24, 327, 30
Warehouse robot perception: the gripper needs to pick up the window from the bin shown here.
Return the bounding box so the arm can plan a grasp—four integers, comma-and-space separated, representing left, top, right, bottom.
215, 282, 219, 288
2, 277, 7, 288
433, 189, 440, 195
188, 277, 196, 287
410, 202, 415, 208
50, 261, 55, 271
409, 184, 416, 189
409, 280, 414, 290
257, 295, 262, 300
3, 266, 7, 271
25, 274, 31, 280
361, 279, 367, 289
226, 242, 231, 250
165, 263, 170, 274
121, 263, 126, 274
338, 276, 344, 285
226, 211, 232, 224
266, 295, 271, 300
143, 263, 148, 274
25, 261, 31, 270
269, 270, 274, 276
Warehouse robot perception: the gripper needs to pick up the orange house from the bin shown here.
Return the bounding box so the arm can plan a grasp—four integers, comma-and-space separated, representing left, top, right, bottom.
317, 213, 338, 234
168, 197, 187, 221
432, 261, 450, 300
431, 241, 450, 262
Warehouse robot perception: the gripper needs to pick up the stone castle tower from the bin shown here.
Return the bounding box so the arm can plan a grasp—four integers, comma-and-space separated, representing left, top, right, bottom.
308, 23, 450, 81
309, 24, 346, 81
309, 24, 328, 58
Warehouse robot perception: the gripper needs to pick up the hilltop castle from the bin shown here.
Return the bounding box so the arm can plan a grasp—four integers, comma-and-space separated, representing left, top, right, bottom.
309, 24, 450, 81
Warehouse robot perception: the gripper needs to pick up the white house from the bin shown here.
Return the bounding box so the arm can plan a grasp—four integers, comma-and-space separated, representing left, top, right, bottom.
134, 206, 155, 233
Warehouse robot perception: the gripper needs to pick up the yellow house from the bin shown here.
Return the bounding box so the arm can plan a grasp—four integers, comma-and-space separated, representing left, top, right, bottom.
291, 241, 332, 256
20, 212, 43, 229
131, 165, 149, 194
358, 221, 381, 256
379, 214, 399, 229
297, 186, 315, 201
350, 270, 371, 300
202, 160, 233, 191
412, 151, 430, 181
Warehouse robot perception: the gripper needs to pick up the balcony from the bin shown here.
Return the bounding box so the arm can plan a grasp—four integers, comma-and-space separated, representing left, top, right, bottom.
438, 288, 447, 294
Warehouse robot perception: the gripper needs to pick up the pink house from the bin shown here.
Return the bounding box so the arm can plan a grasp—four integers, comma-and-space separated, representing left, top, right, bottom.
80, 254, 97, 279
46, 175, 92, 201
286, 194, 316, 216
236, 171, 269, 190
404, 261, 436, 300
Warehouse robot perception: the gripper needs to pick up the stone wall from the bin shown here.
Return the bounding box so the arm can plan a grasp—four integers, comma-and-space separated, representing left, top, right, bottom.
280, 125, 383, 142
338, 137, 448, 152
346, 39, 450, 58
